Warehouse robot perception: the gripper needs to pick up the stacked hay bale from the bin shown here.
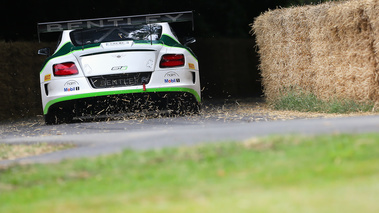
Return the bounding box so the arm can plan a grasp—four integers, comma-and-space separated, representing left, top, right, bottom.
252, 0, 379, 103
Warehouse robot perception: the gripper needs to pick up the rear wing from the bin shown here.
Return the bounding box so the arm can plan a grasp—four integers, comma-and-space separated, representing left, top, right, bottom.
37, 11, 194, 41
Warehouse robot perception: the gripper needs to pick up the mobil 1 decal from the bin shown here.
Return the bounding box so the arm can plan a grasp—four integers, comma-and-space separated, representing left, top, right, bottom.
64, 80, 80, 92
164, 71, 180, 83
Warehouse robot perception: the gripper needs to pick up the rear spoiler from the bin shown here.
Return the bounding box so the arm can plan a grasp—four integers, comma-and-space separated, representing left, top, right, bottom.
37, 11, 194, 41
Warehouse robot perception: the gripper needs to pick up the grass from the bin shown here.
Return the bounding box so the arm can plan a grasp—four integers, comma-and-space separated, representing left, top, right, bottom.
271, 89, 376, 113
0, 143, 75, 160
1, 134, 379, 213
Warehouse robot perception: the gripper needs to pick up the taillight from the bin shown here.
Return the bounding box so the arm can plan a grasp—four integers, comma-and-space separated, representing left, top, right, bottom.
53, 62, 79, 76
160, 54, 185, 68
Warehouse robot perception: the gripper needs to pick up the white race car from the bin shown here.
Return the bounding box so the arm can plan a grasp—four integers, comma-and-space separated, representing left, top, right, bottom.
37, 11, 201, 124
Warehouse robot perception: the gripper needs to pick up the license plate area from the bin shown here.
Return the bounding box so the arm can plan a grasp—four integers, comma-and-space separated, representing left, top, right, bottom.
88, 72, 152, 89
101, 41, 134, 48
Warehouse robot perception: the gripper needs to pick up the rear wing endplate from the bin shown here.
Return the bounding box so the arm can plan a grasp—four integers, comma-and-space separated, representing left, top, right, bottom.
37, 11, 194, 40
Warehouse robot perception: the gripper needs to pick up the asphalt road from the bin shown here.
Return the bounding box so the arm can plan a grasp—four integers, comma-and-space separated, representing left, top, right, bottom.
1, 100, 379, 167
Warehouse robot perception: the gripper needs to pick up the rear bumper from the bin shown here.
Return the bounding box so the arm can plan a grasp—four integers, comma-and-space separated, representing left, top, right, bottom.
43, 87, 200, 115
45, 90, 200, 116
41, 69, 201, 115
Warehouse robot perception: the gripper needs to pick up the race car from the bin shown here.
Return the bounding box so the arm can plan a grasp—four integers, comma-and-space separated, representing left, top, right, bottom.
37, 11, 201, 124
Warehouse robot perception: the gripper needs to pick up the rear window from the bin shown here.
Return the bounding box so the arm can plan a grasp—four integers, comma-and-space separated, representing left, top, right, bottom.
70, 24, 162, 46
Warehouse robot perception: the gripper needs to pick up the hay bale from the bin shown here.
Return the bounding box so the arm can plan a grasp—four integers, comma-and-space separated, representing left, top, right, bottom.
253, 5, 319, 102
253, 8, 299, 102
365, 0, 379, 101
252, 0, 379, 103
312, 0, 377, 101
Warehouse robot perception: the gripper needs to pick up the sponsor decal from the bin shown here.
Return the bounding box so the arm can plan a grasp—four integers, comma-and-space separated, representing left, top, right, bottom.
164, 71, 179, 78
164, 72, 180, 83
188, 63, 195, 70
64, 87, 80, 92
111, 66, 128, 71
64, 80, 80, 92
65, 80, 79, 86
164, 79, 180, 83
44, 74, 51, 81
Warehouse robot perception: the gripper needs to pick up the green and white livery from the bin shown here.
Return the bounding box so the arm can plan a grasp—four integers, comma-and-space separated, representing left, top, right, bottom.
38, 11, 200, 124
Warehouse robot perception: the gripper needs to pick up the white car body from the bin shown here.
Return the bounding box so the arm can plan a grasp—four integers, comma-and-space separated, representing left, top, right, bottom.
38, 14, 200, 124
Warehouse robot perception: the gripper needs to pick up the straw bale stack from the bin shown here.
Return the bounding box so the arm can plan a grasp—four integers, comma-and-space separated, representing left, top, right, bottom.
252, 0, 379, 103
253, 5, 315, 101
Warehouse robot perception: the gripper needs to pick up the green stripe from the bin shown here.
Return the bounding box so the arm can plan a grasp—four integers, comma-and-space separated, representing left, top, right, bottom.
40, 42, 101, 74
44, 87, 201, 115
40, 42, 74, 73
160, 34, 198, 60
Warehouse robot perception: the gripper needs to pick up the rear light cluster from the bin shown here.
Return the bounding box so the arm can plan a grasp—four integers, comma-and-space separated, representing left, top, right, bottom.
53, 62, 79, 76
160, 54, 185, 68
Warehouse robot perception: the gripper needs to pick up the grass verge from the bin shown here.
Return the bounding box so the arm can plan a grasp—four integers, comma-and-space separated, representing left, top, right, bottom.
271, 89, 376, 113
0, 143, 75, 161
1, 134, 379, 213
